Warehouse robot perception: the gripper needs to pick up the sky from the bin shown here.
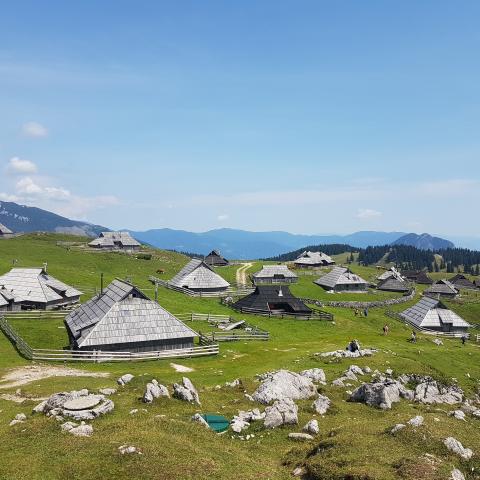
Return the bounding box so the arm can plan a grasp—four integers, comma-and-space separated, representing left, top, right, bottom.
0, 1, 479, 236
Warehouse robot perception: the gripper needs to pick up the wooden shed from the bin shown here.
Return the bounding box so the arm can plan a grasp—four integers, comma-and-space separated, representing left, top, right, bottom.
252, 265, 298, 285
294, 251, 335, 268
0, 223, 13, 238
424, 279, 458, 298
204, 250, 229, 267
89, 231, 141, 251
315, 267, 368, 292
449, 274, 477, 290
401, 270, 433, 285
169, 259, 230, 293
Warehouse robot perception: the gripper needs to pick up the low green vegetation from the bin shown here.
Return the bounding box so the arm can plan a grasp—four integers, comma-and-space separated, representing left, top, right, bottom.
0, 234, 479, 480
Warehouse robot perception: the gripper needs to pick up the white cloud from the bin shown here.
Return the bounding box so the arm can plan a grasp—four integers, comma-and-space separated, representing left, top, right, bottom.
356, 208, 382, 219
16, 177, 43, 195
22, 121, 49, 138
217, 214, 229, 221
7, 157, 38, 174
0, 192, 20, 202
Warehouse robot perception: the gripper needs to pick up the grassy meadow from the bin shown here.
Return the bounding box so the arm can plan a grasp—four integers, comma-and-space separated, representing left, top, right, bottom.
0, 234, 479, 479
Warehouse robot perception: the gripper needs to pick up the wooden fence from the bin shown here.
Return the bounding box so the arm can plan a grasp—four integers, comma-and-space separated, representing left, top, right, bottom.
385, 310, 470, 339
0, 315, 219, 362
231, 306, 333, 321
200, 324, 269, 342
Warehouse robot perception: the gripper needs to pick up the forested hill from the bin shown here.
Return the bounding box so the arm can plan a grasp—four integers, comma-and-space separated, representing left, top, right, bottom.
265, 244, 357, 261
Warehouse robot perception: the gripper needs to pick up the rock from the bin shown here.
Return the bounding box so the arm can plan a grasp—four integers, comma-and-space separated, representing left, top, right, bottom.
9, 413, 27, 426
143, 380, 169, 403
117, 374, 134, 386
349, 380, 413, 410
119, 445, 141, 455
450, 468, 465, 480
347, 365, 364, 376
191, 413, 209, 428
364, 366, 372, 374
472, 410, 480, 418
299, 368, 326, 384
288, 433, 314, 441
317, 348, 378, 358
44, 389, 89, 412
252, 370, 317, 405
312, 395, 331, 415
293, 466, 307, 477
264, 399, 298, 429
99, 388, 117, 395
60, 421, 77, 431
32, 400, 47, 414
415, 381, 463, 405
231, 418, 250, 433
244, 393, 254, 402
225, 379, 241, 388
332, 378, 346, 387
342, 370, 358, 381
231, 409, 265, 432
449, 410, 466, 421
173, 377, 200, 405
385, 368, 393, 376
444, 437, 473, 460
407, 415, 424, 427
391, 424, 406, 434
62, 399, 114, 421
433, 338, 443, 346
303, 419, 319, 435
69, 421, 93, 437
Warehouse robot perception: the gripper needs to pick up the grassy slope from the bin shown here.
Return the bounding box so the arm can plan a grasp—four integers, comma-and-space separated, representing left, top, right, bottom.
0, 235, 479, 479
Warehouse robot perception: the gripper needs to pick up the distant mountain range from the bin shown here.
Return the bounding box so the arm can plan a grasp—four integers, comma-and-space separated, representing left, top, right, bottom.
1, 201, 476, 258
0, 201, 106, 237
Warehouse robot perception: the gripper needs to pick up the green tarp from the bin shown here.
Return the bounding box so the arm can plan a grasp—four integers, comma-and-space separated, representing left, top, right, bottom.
201, 414, 230, 432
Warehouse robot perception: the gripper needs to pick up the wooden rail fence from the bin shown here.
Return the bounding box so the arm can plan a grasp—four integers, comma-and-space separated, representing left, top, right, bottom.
200, 324, 269, 342
231, 306, 333, 321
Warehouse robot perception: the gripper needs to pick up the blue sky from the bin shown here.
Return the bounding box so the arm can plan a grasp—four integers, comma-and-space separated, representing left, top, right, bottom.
0, 1, 479, 236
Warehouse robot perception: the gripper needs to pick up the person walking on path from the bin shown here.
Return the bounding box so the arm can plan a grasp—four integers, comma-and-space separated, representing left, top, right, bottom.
410, 330, 417, 343
461, 334, 467, 345
383, 324, 389, 335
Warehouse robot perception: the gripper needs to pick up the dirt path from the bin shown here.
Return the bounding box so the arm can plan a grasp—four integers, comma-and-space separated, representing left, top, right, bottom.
0, 365, 110, 389
236, 262, 253, 286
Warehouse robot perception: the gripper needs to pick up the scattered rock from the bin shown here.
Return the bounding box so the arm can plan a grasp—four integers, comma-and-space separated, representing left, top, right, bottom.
143, 380, 169, 403
225, 379, 241, 388
312, 395, 331, 415
173, 377, 200, 405
449, 410, 466, 421
385, 368, 393, 376
292, 466, 307, 477
252, 370, 317, 405
317, 348, 377, 358
231, 409, 265, 432
331, 378, 346, 387
347, 365, 364, 376
191, 413, 209, 428
99, 388, 116, 395
433, 338, 443, 346
170, 363, 194, 373
407, 415, 424, 427
60, 421, 77, 431
264, 399, 298, 429
69, 421, 93, 437
349, 380, 413, 410
119, 445, 141, 454
391, 424, 406, 434
450, 468, 466, 480
303, 419, 319, 435
117, 374, 134, 386
415, 381, 463, 405
288, 432, 314, 441
363, 366, 372, 374
444, 437, 473, 460
9, 413, 27, 426
299, 368, 326, 384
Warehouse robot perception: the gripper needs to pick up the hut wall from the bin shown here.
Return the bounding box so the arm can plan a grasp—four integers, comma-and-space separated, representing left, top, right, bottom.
79, 337, 195, 353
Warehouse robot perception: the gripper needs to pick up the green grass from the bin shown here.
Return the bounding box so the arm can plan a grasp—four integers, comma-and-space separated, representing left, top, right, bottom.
0, 234, 480, 479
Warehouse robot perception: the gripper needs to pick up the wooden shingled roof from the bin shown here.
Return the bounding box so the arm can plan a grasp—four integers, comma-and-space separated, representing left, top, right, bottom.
294, 251, 334, 266
314, 267, 368, 290
253, 265, 298, 280
424, 279, 458, 297
89, 231, 140, 248
0, 223, 13, 235
169, 259, 229, 290
449, 274, 477, 290
204, 250, 229, 267
377, 277, 410, 292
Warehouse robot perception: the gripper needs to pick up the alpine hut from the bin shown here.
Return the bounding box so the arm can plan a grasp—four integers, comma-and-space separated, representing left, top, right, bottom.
424, 279, 458, 298
169, 259, 229, 293
232, 285, 311, 316
88, 232, 141, 251
0, 267, 82, 310
449, 274, 477, 290
204, 250, 229, 267
314, 266, 368, 292
294, 251, 335, 268
252, 265, 298, 285
400, 296, 470, 334
65, 279, 198, 352
401, 270, 433, 285
0, 223, 13, 238
376, 267, 410, 293
0, 288, 19, 312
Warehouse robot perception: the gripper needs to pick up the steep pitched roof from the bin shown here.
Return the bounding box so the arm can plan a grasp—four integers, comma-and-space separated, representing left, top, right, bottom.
400, 297, 470, 329
314, 267, 368, 290
89, 231, 140, 248
0, 223, 13, 235
377, 277, 410, 292
425, 279, 458, 296
204, 250, 229, 266
169, 259, 229, 290
0, 288, 15, 307
294, 251, 334, 266
401, 270, 433, 285
253, 265, 298, 281
0, 268, 82, 305
76, 297, 197, 349
449, 274, 477, 290
232, 285, 311, 314
377, 267, 404, 282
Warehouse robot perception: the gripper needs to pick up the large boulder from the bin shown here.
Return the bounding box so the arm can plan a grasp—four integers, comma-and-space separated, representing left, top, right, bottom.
173, 377, 200, 405
415, 382, 463, 405
349, 380, 413, 410
117, 374, 134, 386
317, 348, 377, 359
312, 395, 331, 415
264, 399, 298, 429
299, 368, 326, 385
450, 468, 466, 480
303, 419, 319, 435
253, 370, 317, 405
143, 380, 169, 403
444, 437, 473, 460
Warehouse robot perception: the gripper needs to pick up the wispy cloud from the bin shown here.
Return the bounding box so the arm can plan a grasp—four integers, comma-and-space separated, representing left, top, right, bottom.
356, 208, 382, 219
7, 157, 38, 174
21, 121, 48, 138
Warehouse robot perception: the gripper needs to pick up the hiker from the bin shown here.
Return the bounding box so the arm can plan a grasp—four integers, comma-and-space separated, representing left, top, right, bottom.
461, 334, 467, 345
410, 330, 417, 343
347, 339, 360, 352
383, 324, 389, 335
364, 307, 369, 317
354, 308, 360, 317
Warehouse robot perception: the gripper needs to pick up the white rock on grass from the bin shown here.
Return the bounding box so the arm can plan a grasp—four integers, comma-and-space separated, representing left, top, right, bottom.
444, 437, 473, 460
312, 395, 331, 415
288, 433, 314, 441
61, 421, 77, 432
252, 370, 317, 405
191, 413, 209, 428
119, 445, 141, 455
433, 338, 443, 346
9, 413, 27, 426
264, 399, 298, 429
143, 380, 169, 403
450, 468, 466, 480
117, 374, 134, 386
99, 388, 117, 396
173, 377, 200, 405
391, 424, 406, 434
407, 415, 424, 427
415, 382, 463, 405
449, 410, 466, 421
303, 419, 319, 435
299, 368, 326, 385
69, 421, 93, 437
473, 410, 480, 418
225, 379, 241, 388
385, 368, 393, 376
349, 381, 413, 410
347, 365, 364, 376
